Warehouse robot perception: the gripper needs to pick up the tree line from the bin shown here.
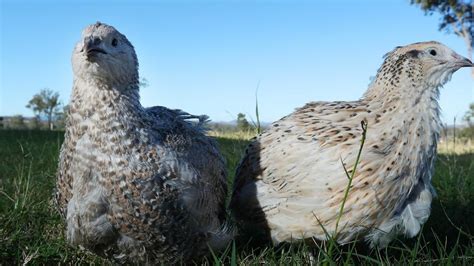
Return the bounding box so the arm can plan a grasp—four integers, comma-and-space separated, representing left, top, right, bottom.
2, 89, 474, 139
2, 88, 67, 130
2, 88, 261, 133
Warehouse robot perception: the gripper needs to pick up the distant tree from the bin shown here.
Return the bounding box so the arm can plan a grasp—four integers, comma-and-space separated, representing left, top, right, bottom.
411, 0, 473, 77
139, 77, 149, 88
26, 89, 61, 130
463, 102, 474, 125
460, 102, 474, 139
8, 115, 26, 129
237, 113, 251, 131
29, 116, 41, 130
55, 105, 69, 130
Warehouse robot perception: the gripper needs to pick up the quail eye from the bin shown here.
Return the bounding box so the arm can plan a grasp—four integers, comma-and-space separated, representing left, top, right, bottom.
429, 49, 437, 56
112, 38, 118, 47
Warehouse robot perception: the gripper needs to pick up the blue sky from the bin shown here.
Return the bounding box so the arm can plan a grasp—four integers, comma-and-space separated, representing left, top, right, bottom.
1, 0, 472, 124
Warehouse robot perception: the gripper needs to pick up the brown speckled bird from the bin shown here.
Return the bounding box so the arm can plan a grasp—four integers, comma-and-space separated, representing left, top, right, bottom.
55, 22, 231, 264
230, 41, 472, 248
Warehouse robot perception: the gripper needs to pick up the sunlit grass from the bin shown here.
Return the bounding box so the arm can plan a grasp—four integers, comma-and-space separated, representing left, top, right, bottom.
208, 129, 256, 140
438, 139, 474, 154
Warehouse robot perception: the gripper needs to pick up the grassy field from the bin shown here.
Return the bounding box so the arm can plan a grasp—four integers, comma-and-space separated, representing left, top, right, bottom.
0, 129, 473, 265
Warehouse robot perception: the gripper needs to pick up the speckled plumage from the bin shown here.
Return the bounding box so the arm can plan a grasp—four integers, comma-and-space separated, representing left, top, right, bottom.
55, 22, 231, 264
230, 42, 472, 248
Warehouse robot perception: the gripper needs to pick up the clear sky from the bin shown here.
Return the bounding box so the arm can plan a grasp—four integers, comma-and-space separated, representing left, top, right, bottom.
1, 0, 473, 124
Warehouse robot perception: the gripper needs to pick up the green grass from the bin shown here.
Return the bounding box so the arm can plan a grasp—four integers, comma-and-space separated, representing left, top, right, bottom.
0, 129, 473, 264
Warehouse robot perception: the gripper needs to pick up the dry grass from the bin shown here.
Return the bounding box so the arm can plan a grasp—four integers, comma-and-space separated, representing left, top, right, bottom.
438, 139, 474, 154
208, 129, 256, 140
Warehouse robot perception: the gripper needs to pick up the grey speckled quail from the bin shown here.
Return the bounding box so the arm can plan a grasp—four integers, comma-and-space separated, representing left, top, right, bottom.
55, 22, 232, 264
230, 41, 472, 248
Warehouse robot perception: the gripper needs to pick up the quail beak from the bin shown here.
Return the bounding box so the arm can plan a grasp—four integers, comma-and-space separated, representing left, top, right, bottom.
454, 55, 473, 68
84, 38, 107, 59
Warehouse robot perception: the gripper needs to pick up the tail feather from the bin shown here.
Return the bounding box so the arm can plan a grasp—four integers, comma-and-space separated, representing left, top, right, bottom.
146, 106, 211, 132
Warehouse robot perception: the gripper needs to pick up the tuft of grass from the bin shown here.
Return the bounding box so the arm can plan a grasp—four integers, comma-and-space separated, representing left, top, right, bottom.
0, 130, 106, 264
254, 82, 261, 135
323, 121, 368, 264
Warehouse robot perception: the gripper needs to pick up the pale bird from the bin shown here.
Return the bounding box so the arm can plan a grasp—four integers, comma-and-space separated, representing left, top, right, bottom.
230, 41, 473, 248
55, 22, 231, 264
